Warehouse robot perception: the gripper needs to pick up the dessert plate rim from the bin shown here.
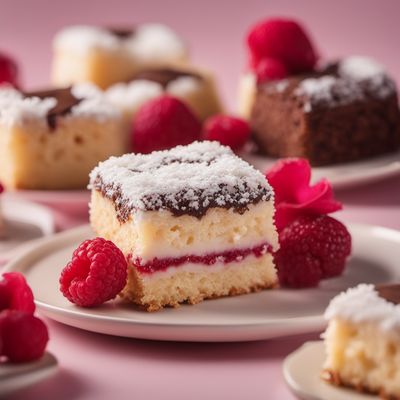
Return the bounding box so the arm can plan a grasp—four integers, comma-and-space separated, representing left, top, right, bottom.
3, 222, 400, 342
0, 198, 55, 264
283, 340, 378, 400
243, 150, 400, 189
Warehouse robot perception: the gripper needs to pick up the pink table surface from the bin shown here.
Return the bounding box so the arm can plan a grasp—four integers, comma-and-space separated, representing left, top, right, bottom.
1, 0, 400, 398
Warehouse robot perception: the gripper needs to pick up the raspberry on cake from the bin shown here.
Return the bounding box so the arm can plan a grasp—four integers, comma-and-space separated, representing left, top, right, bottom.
89, 141, 279, 311
0, 85, 126, 190
250, 56, 400, 165
105, 66, 223, 122
52, 24, 188, 89
322, 284, 400, 399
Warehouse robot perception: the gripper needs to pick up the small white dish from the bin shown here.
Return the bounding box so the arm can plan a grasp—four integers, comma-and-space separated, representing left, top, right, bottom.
283, 341, 377, 400
243, 150, 400, 189
3, 222, 400, 342
0, 198, 55, 264
0, 352, 58, 396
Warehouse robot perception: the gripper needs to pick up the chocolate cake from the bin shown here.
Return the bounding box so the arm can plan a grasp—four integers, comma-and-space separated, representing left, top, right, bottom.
250, 56, 400, 166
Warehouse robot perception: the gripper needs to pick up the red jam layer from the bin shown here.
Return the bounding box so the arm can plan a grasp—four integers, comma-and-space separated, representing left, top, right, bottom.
130, 242, 272, 274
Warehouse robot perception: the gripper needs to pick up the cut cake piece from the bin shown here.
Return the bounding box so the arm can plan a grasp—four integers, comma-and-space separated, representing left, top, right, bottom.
52, 24, 188, 89
322, 284, 400, 399
248, 56, 400, 166
105, 66, 223, 122
0, 85, 126, 190
89, 141, 279, 311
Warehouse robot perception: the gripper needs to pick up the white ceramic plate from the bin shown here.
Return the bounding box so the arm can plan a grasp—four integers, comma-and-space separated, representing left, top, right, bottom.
283, 341, 377, 400
3, 223, 400, 342
0, 198, 55, 264
0, 352, 58, 396
243, 150, 400, 189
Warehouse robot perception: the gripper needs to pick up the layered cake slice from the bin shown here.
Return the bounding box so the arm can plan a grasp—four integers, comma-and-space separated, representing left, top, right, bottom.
52, 24, 188, 89
0, 85, 125, 189
250, 56, 400, 165
105, 66, 223, 122
322, 284, 400, 398
89, 141, 279, 311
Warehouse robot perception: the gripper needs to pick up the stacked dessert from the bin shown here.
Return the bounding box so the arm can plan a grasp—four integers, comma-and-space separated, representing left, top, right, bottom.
0, 85, 126, 189
323, 284, 400, 399
88, 141, 279, 311
239, 18, 400, 165
52, 24, 189, 89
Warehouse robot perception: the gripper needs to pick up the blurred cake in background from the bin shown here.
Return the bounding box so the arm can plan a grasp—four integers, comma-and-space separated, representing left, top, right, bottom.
105, 66, 223, 122
322, 284, 400, 398
89, 141, 279, 311
0, 85, 126, 190
52, 24, 189, 89
239, 18, 400, 165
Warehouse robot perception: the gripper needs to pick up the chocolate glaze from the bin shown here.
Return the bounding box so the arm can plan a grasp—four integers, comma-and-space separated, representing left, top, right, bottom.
132, 68, 202, 88
23, 87, 81, 130
92, 176, 271, 222
376, 284, 400, 305
107, 27, 135, 39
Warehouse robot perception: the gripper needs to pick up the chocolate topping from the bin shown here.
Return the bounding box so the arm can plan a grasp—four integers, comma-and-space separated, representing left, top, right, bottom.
132, 68, 202, 88
23, 87, 81, 130
107, 27, 135, 39
376, 284, 400, 305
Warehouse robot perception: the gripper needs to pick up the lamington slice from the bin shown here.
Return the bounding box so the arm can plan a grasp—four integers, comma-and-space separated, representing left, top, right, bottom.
248, 56, 400, 165
0, 85, 126, 190
322, 284, 400, 399
52, 24, 188, 89
105, 66, 223, 122
89, 141, 279, 311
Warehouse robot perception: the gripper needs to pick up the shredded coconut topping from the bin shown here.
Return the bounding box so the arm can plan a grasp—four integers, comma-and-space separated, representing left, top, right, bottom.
166, 76, 200, 97
54, 23, 187, 63
0, 85, 120, 127
89, 141, 273, 218
324, 284, 400, 334
295, 56, 396, 112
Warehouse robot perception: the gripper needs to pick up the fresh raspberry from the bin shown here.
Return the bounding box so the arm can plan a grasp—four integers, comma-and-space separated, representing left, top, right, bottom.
0, 272, 35, 313
60, 237, 127, 307
203, 114, 250, 150
0, 52, 19, 87
0, 310, 49, 362
255, 58, 288, 84
246, 18, 318, 73
275, 215, 352, 288
132, 95, 202, 154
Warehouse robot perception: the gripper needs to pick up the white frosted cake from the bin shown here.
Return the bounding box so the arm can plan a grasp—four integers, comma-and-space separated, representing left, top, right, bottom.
52, 24, 189, 89
0, 85, 126, 189
89, 141, 279, 311
105, 67, 223, 122
322, 284, 400, 399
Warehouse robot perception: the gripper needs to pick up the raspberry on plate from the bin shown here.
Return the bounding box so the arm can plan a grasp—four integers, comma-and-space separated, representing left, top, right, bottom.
0, 309, 49, 363
0, 272, 35, 313
203, 114, 250, 150
246, 18, 318, 73
0, 52, 19, 87
255, 58, 288, 84
274, 215, 352, 288
60, 237, 128, 307
132, 95, 202, 154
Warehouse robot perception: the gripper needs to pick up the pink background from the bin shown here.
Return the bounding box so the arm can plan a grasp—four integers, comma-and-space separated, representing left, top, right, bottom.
2, 1, 400, 399
1, 0, 400, 110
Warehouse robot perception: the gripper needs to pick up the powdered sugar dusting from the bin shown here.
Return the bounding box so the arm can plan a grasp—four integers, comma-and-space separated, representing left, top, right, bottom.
89, 141, 273, 217
296, 56, 396, 112
105, 80, 163, 113
0, 85, 120, 127
54, 23, 187, 64
324, 284, 400, 334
